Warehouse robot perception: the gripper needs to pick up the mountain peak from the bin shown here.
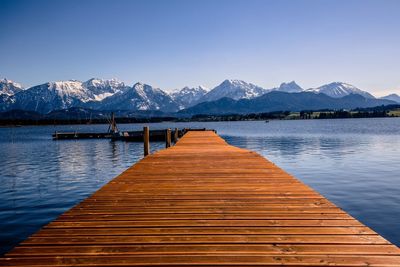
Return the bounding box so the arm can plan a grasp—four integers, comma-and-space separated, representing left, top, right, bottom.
201, 79, 266, 101
99, 82, 179, 112
197, 85, 209, 91
307, 82, 375, 99
133, 82, 146, 88
84, 78, 104, 86
381, 93, 400, 103
326, 81, 356, 88
276, 81, 303, 93
282, 80, 297, 85
83, 78, 125, 88
385, 93, 399, 97
132, 83, 168, 101
170, 86, 208, 109
0, 78, 24, 96
221, 79, 249, 87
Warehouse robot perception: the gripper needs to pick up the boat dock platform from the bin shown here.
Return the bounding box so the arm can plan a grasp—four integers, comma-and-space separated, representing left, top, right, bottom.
52, 129, 182, 141
53, 128, 214, 141
2, 131, 400, 266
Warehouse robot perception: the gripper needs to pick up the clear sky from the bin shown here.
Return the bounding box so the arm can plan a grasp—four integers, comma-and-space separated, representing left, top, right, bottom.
1, 0, 399, 96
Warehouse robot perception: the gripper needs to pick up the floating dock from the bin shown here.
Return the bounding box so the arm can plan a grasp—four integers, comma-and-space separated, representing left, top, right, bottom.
52, 132, 113, 140
2, 131, 400, 266
52, 128, 213, 141
52, 129, 178, 141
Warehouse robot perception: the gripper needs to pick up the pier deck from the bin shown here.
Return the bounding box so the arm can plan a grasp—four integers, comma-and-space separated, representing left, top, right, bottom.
2, 131, 400, 266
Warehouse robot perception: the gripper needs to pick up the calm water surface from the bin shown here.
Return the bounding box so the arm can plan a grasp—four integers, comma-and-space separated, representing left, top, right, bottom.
0, 118, 399, 254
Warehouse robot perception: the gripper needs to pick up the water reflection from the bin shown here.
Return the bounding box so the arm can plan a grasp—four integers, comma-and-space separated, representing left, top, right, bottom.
224, 131, 400, 247
0, 126, 165, 255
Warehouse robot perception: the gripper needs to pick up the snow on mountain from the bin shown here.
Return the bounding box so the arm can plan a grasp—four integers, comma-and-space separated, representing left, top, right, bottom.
199, 79, 267, 103
51, 81, 94, 102
97, 82, 179, 112
2, 77, 396, 114
82, 78, 128, 101
171, 86, 208, 109
307, 82, 375, 99
181, 91, 396, 115
0, 78, 23, 96
272, 81, 303, 93
0, 79, 24, 111
381, 93, 400, 103
0, 78, 128, 113
9, 81, 88, 113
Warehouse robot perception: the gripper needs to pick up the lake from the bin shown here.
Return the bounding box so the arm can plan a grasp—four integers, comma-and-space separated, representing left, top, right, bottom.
0, 118, 399, 255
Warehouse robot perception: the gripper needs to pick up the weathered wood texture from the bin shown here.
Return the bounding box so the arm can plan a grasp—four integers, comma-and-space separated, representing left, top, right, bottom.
2, 131, 400, 266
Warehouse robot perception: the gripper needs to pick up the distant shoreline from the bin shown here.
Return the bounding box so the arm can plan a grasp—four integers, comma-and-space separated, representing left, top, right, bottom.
0, 110, 399, 127
1, 104, 400, 126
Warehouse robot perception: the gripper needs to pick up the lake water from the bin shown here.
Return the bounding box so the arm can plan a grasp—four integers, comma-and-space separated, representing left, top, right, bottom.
0, 118, 399, 255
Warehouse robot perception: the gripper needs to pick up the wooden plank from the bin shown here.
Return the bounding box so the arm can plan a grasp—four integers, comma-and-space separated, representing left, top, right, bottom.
2, 255, 400, 266
30, 226, 375, 236
1, 130, 400, 266
9, 244, 400, 256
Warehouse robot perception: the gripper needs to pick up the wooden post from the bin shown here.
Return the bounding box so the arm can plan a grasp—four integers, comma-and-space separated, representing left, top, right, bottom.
174, 128, 179, 143
143, 126, 150, 157
166, 128, 171, 148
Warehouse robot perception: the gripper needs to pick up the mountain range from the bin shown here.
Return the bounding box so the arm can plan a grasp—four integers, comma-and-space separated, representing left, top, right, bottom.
180, 92, 395, 115
0, 78, 399, 115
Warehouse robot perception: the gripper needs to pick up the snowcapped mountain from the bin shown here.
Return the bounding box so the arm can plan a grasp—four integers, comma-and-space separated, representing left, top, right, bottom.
181, 92, 396, 115
171, 86, 208, 108
10, 81, 89, 113
307, 82, 375, 99
199, 79, 267, 103
272, 81, 303, 93
0, 78, 128, 113
0, 78, 23, 96
1, 77, 397, 114
82, 78, 128, 101
0, 79, 24, 111
380, 93, 400, 103
96, 82, 179, 112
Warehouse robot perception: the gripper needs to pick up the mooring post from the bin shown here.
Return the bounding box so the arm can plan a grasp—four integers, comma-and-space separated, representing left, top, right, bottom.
174, 128, 179, 143
166, 128, 171, 148
143, 126, 150, 157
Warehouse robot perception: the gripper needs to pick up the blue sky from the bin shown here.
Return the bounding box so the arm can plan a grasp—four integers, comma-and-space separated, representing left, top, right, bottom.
0, 0, 399, 96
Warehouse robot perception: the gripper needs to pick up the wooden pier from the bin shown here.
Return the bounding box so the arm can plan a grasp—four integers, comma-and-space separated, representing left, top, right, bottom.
2, 131, 400, 266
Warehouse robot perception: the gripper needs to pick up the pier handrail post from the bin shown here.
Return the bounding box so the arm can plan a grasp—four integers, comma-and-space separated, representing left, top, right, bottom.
143, 126, 150, 157
174, 128, 179, 143
166, 128, 171, 148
